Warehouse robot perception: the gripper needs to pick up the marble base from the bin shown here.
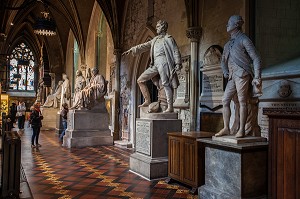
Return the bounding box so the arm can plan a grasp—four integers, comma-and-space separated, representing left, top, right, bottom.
212, 135, 267, 144
114, 140, 132, 148
130, 116, 182, 180
130, 153, 168, 180
40, 107, 59, 130
62, 103, 113, 148
198, 139, 268, 199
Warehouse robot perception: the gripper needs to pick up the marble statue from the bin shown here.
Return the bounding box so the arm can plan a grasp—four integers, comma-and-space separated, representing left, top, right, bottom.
43, 81, 63, 108
85, 68, 91, 85
60, 73, 71, 108
72, 70, 86, 109
49, 73, 56, 95
123, 20, 182, 113
71, 67, 107, 109
215, 15, 262, 138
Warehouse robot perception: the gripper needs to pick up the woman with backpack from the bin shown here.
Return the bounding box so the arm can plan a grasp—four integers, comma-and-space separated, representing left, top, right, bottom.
30, 103, 43, 148
59, 103, 69, 142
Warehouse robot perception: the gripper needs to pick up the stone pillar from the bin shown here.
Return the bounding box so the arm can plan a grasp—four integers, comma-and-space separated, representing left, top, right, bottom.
186, 27, 202, 131
113, 48, 121, 139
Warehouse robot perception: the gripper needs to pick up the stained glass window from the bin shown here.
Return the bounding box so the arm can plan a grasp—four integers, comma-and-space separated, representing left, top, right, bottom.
9, 42, 35, 91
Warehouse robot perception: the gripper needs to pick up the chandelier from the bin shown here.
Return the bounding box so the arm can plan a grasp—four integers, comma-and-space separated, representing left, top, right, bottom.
33, 11, 56, 36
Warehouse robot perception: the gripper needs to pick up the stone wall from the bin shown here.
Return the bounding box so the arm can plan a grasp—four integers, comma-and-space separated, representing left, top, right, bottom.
256, 0, 300, 67
199, 0, 245, 61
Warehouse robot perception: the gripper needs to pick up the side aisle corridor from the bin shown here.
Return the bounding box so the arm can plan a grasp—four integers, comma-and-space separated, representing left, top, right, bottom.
20, 124, 197, 199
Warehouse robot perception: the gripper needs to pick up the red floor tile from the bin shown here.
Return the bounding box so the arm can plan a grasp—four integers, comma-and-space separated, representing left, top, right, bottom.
21, 126, 197, 198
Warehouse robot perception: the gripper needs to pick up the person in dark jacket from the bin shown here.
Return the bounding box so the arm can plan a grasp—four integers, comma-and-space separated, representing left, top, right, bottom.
59, 103, 68, 142
9, 102, 17, 128
30, 103, 43, 148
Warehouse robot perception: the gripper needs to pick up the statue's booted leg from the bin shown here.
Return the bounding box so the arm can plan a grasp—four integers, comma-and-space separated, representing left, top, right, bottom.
163, 86, 173, 113
138, 82, 151, 107
137, 66, 159, 107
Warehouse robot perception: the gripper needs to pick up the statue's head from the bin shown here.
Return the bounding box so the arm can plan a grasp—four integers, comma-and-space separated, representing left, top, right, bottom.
156, 20, 168, 34
76, 70, 82, 76
227, 15, 244, 33
62, 73, 68, 80
91, 67, 99, 76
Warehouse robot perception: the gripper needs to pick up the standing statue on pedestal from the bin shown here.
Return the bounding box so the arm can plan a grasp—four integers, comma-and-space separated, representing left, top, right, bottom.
60, 73, 71, 108
215, 15, 262, 138
123, 20, 182, 113
71, 67, 107, 110
72, 70, 86, 109
43, 81, 63, 108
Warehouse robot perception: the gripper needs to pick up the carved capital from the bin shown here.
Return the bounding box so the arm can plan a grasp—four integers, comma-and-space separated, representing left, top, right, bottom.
186, 27, 202, 42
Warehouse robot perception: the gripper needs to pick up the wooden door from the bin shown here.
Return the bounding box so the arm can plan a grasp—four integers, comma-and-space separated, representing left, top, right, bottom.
168, 136, 181, 180
274, 127, 300, 199
182, 138, 197, 187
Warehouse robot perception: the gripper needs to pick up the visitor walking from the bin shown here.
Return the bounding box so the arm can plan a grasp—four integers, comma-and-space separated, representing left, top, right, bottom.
17, 101, 26, 130
9, 102, 17, 128
59, 103, 68, 142
30, 103, 43, 148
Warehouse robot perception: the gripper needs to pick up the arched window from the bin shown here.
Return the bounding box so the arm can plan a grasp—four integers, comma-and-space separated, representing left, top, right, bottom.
9, 42, 35, 91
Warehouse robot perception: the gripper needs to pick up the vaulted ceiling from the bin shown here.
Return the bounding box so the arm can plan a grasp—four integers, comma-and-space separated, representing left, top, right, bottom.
0, 0, 199, 74
0, 0, 128, 73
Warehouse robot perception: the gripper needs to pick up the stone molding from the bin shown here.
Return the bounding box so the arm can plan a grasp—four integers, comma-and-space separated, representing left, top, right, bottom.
263, 107, 300, 116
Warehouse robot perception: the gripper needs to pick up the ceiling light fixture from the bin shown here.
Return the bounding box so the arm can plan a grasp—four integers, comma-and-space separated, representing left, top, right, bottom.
33, 2, 56, 36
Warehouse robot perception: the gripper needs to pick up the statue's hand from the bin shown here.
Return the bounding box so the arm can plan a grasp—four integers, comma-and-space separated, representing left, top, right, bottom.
122, 49, 132, 56
252, 78, 261, 86
175, 64, 182, 71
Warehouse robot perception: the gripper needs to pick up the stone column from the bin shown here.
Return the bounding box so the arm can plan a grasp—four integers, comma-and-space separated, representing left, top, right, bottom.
113, 48, 121, 139
186, 27, 202, 131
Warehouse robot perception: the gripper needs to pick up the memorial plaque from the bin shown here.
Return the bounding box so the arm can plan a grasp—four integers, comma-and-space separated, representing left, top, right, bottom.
202, 74, 223, 94
176, 74, 186, 99
174, 56, 190, 107
136, 120, 151, 155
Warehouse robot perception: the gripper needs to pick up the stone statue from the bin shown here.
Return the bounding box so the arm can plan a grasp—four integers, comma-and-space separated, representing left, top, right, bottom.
60, 73, 71, 108
49, 73, 56, 95
71, 67, 107, 109
215, 15, 262, 138
43, 81, 63, 108
72, 70, 86, 109
123, 20, 182, 113
85, 68, 92, 85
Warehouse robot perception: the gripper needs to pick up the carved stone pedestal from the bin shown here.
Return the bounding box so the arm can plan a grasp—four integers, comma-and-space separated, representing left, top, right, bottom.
198, 137, 268, 199
130, 109, 182, 180
40, 107, 59, 130
62, 103, 113, 148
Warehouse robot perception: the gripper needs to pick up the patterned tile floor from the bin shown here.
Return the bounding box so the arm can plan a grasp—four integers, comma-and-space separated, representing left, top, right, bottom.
20, 125, 197, 199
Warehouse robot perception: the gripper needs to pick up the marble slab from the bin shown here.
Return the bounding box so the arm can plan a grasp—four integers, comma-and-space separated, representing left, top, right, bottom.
198, 139, 268, 199
212, 135, 267, 144
139, 107, 178, 119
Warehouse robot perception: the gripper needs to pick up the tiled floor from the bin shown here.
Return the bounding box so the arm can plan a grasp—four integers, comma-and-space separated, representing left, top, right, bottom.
20, 125, 197, 199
